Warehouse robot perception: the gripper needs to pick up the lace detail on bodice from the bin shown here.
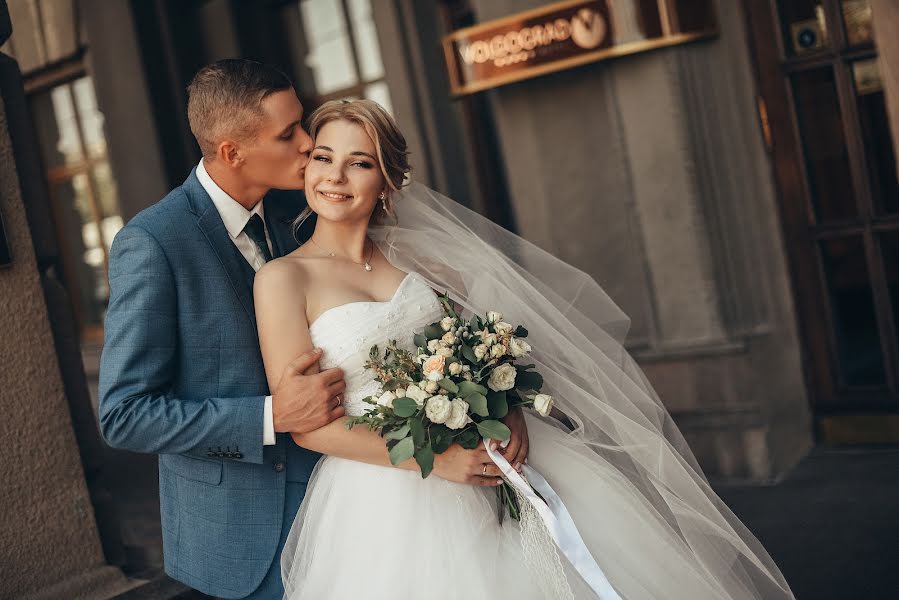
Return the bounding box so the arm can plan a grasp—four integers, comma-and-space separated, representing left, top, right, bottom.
309, 273, 443, 416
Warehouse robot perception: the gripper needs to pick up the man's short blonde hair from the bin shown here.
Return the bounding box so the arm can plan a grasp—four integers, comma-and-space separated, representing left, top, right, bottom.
187, 59, 293, 158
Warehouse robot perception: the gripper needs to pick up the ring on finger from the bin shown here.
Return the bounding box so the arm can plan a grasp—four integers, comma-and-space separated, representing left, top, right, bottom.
336, 395, 342, 405
482, 464, 487, 476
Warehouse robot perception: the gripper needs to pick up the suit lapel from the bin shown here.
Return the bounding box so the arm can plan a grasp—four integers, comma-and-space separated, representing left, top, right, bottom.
185, 170, 257, 328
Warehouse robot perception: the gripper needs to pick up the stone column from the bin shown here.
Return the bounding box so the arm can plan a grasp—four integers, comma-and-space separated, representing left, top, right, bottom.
0, 3, 132, 597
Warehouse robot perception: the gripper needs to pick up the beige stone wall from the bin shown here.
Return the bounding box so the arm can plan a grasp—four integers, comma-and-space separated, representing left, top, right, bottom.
468, 0, 813, 480
0, 96, 119, 598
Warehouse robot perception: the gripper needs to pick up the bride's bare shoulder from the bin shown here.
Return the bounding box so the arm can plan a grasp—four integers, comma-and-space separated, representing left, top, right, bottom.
253, 255, 310, 296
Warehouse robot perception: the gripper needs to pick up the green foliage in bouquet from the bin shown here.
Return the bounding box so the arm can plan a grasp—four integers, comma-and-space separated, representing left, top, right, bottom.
347, 293, 556, 521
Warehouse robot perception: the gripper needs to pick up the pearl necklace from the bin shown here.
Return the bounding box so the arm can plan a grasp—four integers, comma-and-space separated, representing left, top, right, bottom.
309, 237, 374, 271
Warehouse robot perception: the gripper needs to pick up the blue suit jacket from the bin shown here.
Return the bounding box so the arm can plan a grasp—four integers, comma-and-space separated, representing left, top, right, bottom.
98, 170, 319, 598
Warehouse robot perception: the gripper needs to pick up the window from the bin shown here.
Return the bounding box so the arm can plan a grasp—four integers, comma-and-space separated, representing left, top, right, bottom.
30, 76, 123, 338
297, 0, 393, 113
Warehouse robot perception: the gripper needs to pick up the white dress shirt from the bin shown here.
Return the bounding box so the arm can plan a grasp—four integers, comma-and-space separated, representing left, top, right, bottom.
196, 159, 277, 446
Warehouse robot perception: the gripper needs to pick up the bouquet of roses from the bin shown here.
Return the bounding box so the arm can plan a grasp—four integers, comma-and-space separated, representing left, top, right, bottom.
346, 293, 554, 521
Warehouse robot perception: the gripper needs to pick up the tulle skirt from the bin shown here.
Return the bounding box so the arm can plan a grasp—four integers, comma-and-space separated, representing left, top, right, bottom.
282, 416, 778, 599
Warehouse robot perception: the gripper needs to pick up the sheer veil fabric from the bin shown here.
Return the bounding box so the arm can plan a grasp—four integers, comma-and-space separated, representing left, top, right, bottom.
282, 182, 794, 599
367, 183, 792, 599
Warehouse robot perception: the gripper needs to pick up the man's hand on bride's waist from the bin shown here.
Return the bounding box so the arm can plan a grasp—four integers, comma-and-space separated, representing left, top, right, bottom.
500, 406, 529, 473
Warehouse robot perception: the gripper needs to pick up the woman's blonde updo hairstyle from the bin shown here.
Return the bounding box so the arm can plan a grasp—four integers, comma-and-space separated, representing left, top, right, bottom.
293, 99, 411, 234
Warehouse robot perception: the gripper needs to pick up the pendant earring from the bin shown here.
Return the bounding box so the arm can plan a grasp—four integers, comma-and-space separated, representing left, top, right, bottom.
379, 192, 387, 211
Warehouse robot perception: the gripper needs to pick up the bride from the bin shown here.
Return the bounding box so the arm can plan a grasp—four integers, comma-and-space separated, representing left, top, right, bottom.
253, 99, 794, 600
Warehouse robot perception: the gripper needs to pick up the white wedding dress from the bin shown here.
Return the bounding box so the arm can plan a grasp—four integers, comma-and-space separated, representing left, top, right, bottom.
281, 272, 774, 600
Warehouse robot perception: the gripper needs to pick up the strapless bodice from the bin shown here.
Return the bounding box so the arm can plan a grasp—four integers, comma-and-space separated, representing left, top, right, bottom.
308, 273, 443, 416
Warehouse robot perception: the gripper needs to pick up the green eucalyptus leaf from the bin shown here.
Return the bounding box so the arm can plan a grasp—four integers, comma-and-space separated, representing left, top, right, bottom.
476, 420, 511, 441
487, 390, 509, 418
409, 417, 425, 446
457, 428, 481, 449
457, 380, 488, 398
432, 428, 451, 454
414, 444, 435, 479
467, 392, 489, 417
413, 333, 428, 348
461, 344, 478, 363
388, 436, 415, 466
424, 324, 444, 340
515, 325, 528, 338
515, 369, 544, 391
392, 397, 419, 417
384, 424, 410, 440
438, 378, 459, 394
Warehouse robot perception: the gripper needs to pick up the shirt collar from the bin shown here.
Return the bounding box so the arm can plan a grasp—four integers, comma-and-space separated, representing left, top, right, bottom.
196, 158, 265, 240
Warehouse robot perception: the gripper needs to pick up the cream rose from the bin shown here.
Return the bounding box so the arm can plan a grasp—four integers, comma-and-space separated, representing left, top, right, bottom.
509, 337, 531, 358
473, 344, 488, 360
425, 380, 439, 394
449, 362, 463, 376
488, 363, 517, 392
490, 343, 507, 358
376, 390, 396, 408
493, 321, 514, 336
437, 347, 454, 358
487, 310, 503, 323
533, 393, 554, 417
427, 339, 441, 353
425, 395, 452, 424
441, 331, 457, 345
481, 332, 498, 347
405, 383, 429, 405
445, 398, 470, 430
440, 316, 455, 332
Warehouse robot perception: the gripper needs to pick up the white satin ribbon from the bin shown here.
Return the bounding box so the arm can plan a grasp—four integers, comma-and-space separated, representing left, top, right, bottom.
486, 441, 622, 600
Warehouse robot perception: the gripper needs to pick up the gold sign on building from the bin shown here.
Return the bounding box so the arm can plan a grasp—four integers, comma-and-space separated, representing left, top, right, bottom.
443, 0, 718, 95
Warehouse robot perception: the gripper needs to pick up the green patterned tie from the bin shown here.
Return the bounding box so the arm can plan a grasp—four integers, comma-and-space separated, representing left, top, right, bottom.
243, 214, 273, 263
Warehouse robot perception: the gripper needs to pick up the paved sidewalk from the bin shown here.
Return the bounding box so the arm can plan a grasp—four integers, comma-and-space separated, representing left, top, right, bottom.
717, 447, 899, 600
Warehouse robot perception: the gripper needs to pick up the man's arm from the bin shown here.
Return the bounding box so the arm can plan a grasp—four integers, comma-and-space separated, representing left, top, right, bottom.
98, 224, 267, 463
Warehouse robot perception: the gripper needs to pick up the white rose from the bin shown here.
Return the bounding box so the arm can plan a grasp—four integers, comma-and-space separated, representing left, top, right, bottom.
425, 395, 452, 424
437, 347, 454, 358
425, 380, 439, 394
449, 362, 463, 375
474, 344, 488, 360
488, 363, 517, 392
509, 337, 531, 358
490, 343, 507, 358
440, 317, 455, 332
533, 393, 554, 417
487, 311, 502, 323
427, 339, 441, 352
445, 398, 471, 430
494, 321, 514, 336
376, 390, 396, 408
482, 332, 498, 347
441, 331, 457, 345
394, 387, 407, 398
405, 384, 429, 405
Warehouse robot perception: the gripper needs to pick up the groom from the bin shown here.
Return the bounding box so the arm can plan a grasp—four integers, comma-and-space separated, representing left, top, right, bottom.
98, 59, 346, 599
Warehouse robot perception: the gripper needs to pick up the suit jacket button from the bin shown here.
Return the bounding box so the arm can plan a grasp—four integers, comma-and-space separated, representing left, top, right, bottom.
274, 462, 285, 472
234, 452, 243, 459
